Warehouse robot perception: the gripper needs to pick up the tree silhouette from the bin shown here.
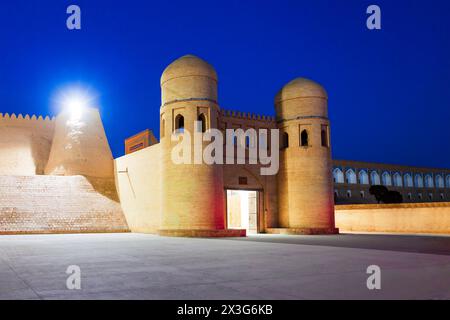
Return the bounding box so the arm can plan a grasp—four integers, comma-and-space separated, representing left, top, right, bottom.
369, 185, 388, 204
382, 191, 403, 204
369, 185, 403, 204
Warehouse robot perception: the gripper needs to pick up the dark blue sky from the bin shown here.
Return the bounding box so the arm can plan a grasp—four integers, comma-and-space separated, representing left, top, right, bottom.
1, 0, 449, 168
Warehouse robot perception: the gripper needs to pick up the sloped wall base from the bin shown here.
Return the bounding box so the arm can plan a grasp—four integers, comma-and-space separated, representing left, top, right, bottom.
0, 175, 129, 234
158, 229, 246, 238
266, 227, 339, 235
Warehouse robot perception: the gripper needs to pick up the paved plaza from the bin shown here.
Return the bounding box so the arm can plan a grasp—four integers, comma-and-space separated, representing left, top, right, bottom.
1, 233, 449, 299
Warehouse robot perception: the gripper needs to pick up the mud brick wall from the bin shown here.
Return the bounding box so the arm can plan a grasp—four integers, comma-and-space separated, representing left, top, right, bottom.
0, 113, 55, 176
336, 203, 450, 234
0, 175, 129, 234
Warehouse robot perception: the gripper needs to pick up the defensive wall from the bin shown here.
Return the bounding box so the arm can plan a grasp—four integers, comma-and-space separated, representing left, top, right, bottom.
335, 202, 450, 234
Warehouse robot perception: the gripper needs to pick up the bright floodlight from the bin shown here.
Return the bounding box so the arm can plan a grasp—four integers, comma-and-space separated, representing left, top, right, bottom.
53, 85, 97, 121
64, 95, 88, 120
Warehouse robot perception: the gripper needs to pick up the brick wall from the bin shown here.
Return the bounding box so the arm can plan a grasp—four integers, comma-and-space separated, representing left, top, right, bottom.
335, 202, 450, 234
0, 175, 129, 234
0, 113, 55, 175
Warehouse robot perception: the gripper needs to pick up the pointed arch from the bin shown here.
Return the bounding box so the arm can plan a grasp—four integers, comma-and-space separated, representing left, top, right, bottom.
404, 173, 413, 187
333, 168, 344, 184
425, 174, 434, 188
435, 175, 444, 188
393, 172, 403, 187
345, 169, 357, 184
415, 174, 424, 188
174, 114, 184, 133
300, 129, 309, 147
358, 170, 369, 185
197, 113, 207, 133
381, 172, 392, 186
370, 171, 381, 185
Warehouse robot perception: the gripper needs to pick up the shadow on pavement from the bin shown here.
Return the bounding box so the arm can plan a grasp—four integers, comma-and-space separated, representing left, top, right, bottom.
224, 233, 450, 256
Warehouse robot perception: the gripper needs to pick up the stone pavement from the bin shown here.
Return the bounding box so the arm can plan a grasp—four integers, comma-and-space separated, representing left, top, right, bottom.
0, 233, 449, 299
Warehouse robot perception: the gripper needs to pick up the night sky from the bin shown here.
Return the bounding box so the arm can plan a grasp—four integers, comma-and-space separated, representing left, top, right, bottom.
1, 0, 449, 168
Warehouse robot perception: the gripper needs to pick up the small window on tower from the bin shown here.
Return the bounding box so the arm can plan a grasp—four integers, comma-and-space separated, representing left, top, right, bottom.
321, 125, 329, 147
301, 130, 309, 147
238, 177, 248, 185
175, 114, 184, 133
197, 113, 207, 133
281, 132, 289, 149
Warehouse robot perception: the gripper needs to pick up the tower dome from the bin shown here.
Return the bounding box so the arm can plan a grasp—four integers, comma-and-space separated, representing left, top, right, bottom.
160, 55, 218, 106
161, 55, 218, 85
275, 77, 328, 120
275, 77, 327, 103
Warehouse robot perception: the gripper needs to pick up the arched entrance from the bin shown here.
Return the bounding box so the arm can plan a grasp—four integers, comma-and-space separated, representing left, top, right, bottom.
226, 189, 262, 234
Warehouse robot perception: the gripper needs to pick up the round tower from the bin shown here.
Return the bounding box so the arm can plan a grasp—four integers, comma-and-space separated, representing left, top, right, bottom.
45, 107, 114, 178
275, 78, 337, 234
159, 55, 230, 235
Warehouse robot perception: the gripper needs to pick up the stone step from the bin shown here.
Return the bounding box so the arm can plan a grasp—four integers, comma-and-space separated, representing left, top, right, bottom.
0, 175, 129, 234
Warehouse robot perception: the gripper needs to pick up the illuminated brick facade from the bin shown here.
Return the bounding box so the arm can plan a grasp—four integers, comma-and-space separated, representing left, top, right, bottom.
124, 129, 158, 155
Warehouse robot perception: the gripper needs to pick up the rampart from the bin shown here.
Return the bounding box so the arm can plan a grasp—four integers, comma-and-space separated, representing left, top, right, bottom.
0, 113, 55, 175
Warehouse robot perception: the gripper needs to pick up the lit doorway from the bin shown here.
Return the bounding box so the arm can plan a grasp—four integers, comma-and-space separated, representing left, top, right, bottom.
226, 190, 258, 234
